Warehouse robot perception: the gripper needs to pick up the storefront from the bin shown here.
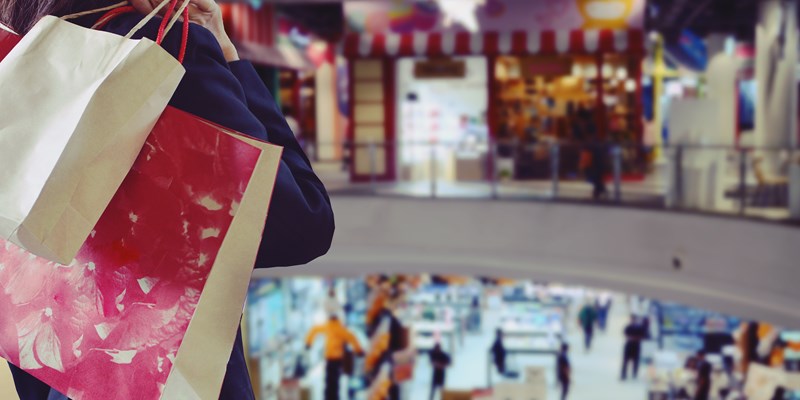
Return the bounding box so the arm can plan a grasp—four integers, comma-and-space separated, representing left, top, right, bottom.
343, 0, 646, 182
220, 3, 343, 158
396, 56, 489, 182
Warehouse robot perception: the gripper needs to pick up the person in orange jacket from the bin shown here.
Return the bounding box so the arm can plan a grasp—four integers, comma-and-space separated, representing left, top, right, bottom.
306, 315, 364, 400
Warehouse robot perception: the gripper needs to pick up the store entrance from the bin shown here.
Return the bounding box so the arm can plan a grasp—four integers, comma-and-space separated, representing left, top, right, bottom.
396, 56, 489, 185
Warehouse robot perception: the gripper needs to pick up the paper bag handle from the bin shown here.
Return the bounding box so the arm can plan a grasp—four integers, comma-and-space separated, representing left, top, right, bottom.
122, 0, 191, 41
63, 0, 190, 63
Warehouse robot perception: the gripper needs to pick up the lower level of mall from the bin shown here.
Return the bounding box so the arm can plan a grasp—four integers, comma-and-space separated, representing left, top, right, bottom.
303, 292, 648, 400
244, 277, 800, 400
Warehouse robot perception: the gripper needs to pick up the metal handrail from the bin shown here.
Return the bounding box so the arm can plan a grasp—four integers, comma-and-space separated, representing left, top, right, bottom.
307, 140, 800, 223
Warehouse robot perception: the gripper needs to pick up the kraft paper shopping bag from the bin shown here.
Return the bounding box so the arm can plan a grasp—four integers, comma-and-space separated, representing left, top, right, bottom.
161, 110, 282, 399
0, 105, 282, 400
0, 0, 187, 264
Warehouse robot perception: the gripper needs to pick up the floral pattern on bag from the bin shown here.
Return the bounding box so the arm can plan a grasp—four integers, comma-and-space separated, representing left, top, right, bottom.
0, 109, 262, 400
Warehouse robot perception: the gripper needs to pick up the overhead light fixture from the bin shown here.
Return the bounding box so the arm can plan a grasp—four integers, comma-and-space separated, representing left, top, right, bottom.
584, 64, 598, 78
625, 79, 637, 92
602, 64, 613, 79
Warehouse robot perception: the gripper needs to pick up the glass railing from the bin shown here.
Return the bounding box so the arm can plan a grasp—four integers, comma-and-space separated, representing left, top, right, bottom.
306, 140, 800, 223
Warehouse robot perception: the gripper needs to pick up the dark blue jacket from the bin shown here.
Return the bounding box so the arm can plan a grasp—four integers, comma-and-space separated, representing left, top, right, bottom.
10, 11, 334, 400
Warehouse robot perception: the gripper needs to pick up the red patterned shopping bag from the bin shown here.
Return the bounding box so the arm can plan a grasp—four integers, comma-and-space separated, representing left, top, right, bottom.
0, 24, 20, 59
0, 100, 281, 400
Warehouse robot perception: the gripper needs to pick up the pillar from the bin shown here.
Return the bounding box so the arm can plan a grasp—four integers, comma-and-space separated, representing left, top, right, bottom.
316, 55, 338, 160
755, 0, 800, 217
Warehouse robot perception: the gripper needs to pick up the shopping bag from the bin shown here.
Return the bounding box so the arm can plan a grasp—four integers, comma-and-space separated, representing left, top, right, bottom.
342, 347, 355, 376
0, 23, 20, 59
162, 112, 283, 399
744, 363, 787, 400
0, 0, 186, 264
0, 105, 283, 400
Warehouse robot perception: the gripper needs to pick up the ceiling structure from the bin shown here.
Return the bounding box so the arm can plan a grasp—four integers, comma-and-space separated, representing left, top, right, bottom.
221, 0, 768, 44
648, 0, 760, 41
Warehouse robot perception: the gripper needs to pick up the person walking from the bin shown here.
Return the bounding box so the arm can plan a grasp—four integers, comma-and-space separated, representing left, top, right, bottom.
595, 292, 612, 332
578, 302, 597, 351
694, 358, 712, 400
584, 136, 608, 200
556, 343, 571, 400
429, 343, 452, 400
468, 294, 481, 332
1, 1, 335, 399
306, 315, 364, 400
621, 315, 646, 380
490, 329, 507, 375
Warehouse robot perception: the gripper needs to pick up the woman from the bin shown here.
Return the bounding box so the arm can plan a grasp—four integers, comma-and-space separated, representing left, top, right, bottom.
0, 0, 334, 399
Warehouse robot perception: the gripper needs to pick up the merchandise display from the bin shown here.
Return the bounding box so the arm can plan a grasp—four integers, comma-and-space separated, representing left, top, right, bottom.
493, 54, 644, 180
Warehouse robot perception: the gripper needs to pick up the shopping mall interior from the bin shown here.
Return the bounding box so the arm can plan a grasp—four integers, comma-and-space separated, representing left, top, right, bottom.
234, 0, 800, 397
1, 0, 800, 399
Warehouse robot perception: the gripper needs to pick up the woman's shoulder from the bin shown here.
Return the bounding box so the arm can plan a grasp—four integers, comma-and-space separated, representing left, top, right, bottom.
100, 12, 226, 64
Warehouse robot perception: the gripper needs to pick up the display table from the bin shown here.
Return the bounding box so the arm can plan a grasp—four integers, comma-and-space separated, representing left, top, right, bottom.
485, 345, 558, 387
454, 152, 487, 181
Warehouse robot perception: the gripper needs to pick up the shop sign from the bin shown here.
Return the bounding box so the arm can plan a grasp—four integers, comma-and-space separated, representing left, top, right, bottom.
345, 0, 645, 34
413, 58, 466, 79
522, 56, 573, 77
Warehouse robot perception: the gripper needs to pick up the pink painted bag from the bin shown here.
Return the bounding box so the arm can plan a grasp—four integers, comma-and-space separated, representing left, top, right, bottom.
0, 27, 282, 399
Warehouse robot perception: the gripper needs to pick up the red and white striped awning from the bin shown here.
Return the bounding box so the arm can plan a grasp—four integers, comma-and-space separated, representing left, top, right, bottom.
344, 29, 645, 58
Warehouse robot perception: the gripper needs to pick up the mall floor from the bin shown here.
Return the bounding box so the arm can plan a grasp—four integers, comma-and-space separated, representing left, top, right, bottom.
305, 295, 648, 400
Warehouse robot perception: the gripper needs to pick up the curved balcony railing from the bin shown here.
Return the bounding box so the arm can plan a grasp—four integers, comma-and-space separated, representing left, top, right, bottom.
304, 139, 800, 224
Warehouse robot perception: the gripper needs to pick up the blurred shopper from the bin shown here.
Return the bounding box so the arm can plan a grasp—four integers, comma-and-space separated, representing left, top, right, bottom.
468, 294, 482, 332
621, 316, 646, 380
641, 315, 652, 340
585, 137, 608, 200
771, 387, 787, 400
740, 321, 762, 372
557, 343, 571, 400
1, 1, 335, 399
325, 286, 343, 318
429, 343, 452, 400
595, 292, 612, 332
491, 329, 507, 375
306, 315, 364, 400
694, 359, 712, 400
578, 302, 597, 351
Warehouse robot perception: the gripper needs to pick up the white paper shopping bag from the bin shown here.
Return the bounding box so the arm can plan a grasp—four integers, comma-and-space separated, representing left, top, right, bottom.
0, 0, 187, 264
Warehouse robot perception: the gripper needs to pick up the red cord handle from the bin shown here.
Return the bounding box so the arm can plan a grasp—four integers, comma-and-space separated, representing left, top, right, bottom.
156, 0, 178, 44
95, 2, 189, 63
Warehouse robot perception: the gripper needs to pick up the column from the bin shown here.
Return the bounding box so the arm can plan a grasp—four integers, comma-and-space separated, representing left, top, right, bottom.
755, 0, 799, 217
